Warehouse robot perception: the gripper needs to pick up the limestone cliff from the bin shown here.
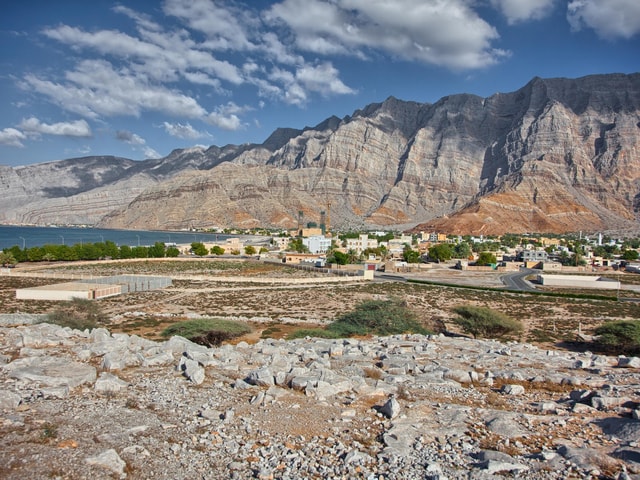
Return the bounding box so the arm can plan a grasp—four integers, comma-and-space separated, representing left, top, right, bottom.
2, 73, 639, 234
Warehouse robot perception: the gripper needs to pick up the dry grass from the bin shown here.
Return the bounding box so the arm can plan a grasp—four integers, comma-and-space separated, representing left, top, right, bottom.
2, 258, 639, 348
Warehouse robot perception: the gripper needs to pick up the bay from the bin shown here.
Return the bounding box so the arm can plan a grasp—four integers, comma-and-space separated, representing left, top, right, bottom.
0, 225, 233, 250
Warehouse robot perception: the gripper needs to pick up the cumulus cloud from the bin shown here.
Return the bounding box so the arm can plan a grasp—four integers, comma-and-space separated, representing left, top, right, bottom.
264, 0, 509, 70
162, 122, 211, 139
264, 62, 354, 106
162, 0, 257, 51
0, 128, 27, 148
490, 0, 556, 24
206, 102, 249, 130
23, 60, 208, 119
567, 0, 640, 39
18, 117, 92, 137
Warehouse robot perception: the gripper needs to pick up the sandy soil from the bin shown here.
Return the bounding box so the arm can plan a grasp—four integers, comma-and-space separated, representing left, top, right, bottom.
1, 259, 639, 347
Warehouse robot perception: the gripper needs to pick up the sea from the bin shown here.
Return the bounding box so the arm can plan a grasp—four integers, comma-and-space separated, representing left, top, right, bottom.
0, 225, 234, 250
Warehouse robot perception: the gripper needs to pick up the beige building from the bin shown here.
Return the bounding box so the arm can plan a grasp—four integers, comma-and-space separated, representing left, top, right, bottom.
345, 234, 378, 254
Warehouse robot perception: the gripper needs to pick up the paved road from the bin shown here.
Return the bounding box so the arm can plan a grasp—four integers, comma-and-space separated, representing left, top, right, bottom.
500, 268, 538, 292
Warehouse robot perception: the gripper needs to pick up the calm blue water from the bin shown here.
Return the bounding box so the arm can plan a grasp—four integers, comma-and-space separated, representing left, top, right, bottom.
0, 225, 232, 250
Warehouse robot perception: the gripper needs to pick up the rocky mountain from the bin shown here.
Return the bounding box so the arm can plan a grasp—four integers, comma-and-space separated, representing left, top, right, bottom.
1, 73, 639, 234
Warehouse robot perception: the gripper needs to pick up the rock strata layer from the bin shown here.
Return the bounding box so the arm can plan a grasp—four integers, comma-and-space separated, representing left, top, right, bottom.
1, 73, 639, 234
1, 321, 640, 479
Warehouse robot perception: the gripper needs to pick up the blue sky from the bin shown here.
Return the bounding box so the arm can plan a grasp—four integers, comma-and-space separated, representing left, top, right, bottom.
1, 0, 638, 167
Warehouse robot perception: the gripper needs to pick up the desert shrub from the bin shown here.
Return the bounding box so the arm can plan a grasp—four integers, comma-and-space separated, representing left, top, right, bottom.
161, 318, 251, 347
290, 298, 430, 339
41, 422, 59, 440
452, 305, 523, 339
45, 297, 109, 331
594, 320, 640, 355
328, 298, 430, 337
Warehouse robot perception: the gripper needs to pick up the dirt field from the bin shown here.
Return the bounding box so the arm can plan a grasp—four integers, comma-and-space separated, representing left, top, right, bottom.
1, 258, 639, 346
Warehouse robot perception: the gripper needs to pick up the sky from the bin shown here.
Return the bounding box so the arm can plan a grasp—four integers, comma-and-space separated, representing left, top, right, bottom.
0, 0, 639, 168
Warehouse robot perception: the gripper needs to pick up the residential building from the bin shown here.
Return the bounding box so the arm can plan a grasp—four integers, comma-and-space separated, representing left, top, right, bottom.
520, 250, 548, 262
421, 232, 447, 242
345, 234, 378, 255
303, 235, 332, 254
272, 237, 291, 251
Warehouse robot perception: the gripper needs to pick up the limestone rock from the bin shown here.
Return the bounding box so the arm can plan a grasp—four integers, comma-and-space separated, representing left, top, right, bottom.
1, 74, 639, 234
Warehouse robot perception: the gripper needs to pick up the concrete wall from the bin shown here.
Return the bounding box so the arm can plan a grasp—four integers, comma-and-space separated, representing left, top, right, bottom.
537, 274, 620, 290
16, 282, 122, 301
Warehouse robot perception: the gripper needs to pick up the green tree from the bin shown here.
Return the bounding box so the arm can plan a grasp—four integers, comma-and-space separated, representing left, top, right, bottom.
191, 242, 208, 256
0, 251, 17, 267
148, 242, 166, 258
453, 242, 471, 259
622, 249, 639, 261
6, 246, 26, 262
428, 243, 452, 262
119, 244, 133, 259
131, 246, 149, 258
287, 237, 309, 253
210, 245, 225, 255
102, 240, 120, 259
402, 245, 420, 263
166, 246, 180, 257
476, 251, 497, 266
26, 246, 45, 262
452, 305, 523, 339
594, 320, 640, 355
244, 245, 257, 256
500, 233, 522, 248
328, 250, 349, 265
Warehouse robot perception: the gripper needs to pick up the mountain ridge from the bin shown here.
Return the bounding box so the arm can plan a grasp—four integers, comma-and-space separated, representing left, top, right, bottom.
1, 72, 639, 234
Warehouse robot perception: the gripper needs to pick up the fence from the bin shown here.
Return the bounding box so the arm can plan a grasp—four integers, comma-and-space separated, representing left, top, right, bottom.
77, 275, 173, 293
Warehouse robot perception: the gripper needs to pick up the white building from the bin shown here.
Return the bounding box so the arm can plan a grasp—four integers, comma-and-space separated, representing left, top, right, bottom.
303, 235, 332, 254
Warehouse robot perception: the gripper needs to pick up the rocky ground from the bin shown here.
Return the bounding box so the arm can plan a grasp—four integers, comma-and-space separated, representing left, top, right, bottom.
1, 317, 640, 479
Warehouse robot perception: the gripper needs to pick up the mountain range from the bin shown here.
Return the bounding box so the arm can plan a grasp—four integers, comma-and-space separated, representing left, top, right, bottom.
1, 72, 639, 235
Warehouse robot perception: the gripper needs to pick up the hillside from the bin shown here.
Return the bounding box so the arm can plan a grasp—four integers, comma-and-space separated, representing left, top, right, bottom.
1, 73, 639, 234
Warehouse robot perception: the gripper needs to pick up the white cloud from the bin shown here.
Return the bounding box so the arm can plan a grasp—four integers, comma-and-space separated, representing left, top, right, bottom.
296, 63, 355, 96
567, 0, 640, 39
265, 0, 509, 70
43, 23, 244, 85
23, 60, 208, 119
18, 117, 92, 137
0, 128, 27, 148
490, 0, 556, 25
162, 0, 257, 51
162, 122, 211, 139
264, 63, 354, 106
142, 146, 162, 159
206, 102, 249, 130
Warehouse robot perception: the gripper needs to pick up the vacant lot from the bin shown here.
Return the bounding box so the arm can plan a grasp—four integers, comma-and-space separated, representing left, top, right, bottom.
1, 258, 639, 346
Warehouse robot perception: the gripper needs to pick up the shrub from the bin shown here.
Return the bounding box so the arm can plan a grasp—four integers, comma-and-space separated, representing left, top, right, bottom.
45, 298, 109, 331
287, 299, 430, 340
329, 298, 430, 337
161, 318, 251, 347
452, 305, 523, 339
594, 320, 640, 355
